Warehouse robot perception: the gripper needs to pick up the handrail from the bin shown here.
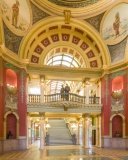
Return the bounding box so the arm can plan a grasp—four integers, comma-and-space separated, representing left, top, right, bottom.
28, 93, 100, 104
44, 93, 86, 103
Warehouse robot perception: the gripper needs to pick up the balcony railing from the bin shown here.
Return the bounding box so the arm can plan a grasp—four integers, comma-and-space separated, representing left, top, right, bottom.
28, 94, 41, 103
44, 93, 86, 103
28, 93, 100, 104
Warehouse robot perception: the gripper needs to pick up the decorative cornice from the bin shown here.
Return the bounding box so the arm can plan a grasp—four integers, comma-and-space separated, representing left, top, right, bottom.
102, 59, 128, 77
0, 45, 29, 70
27, 101, 103, 109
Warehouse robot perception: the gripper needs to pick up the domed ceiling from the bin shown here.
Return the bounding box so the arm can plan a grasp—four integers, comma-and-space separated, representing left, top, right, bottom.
0, 0, 127, 67
43, 0, 102, 8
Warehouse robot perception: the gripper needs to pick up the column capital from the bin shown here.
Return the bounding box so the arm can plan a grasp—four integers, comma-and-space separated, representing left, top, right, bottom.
82, 113, 90, 120
40, 75, 45, 82
98, 113, 101, 117
76, 118, 80, 122
39, 112, 45, 118
83, 78, 90, 85
27, 112, 31, 116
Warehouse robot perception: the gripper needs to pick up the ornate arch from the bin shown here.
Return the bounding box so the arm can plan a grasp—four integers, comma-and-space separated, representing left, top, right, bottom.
4, 111, 19, 139
20, 17, 110, 68
110, 113, 125, 138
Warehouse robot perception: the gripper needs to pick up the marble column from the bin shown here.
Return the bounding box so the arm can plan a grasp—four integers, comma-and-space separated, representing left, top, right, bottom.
99, 79, 101, 104
39, 112, 45, 150
98, 114, 101, 147
40, 75, 45, 103
31, 121, 33, 144
96, 86, 99, 97
27, 74, 29, 103
85, 79, 90, 104
95, 116, 99, 147
26, 113, 30, 149
44, 119, 46, 141
83, 114, 90, 148
76, 118, 80, 145
34, 122, 35, 141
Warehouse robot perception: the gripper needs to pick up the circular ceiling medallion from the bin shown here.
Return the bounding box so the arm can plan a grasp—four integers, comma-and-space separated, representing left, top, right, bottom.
33, 57, 38, 62
92, 62, 96, 67
53, 36, 58, 40
36, 48, 41, 53
89, 52, 93, 57
82, 44, 86, 49
74, 38, 78, 43
44, 40, 48, 44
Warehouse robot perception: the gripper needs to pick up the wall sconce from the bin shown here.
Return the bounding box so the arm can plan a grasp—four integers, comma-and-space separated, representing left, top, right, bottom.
111, 89, 123, 100
6, 84, 18, 96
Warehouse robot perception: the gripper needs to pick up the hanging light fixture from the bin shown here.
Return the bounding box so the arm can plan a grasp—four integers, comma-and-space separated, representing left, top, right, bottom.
46, 123, 50, 128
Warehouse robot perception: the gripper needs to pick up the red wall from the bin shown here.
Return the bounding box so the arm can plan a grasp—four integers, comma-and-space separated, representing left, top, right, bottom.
0, 57, 4, 137
0, 60, 27, 139
101, 69, 127, 137
6, 114, 16, 139
17, 69, 27, 137
112, 115, 122, 138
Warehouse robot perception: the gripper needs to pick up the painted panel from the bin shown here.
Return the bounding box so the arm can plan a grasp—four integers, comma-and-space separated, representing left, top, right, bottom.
102, 3, 128, 45
0, 0, 30, 35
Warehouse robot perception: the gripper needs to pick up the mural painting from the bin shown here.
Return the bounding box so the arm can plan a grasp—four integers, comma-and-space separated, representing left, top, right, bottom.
0, 0, 30, 34
102, 3, 128, 45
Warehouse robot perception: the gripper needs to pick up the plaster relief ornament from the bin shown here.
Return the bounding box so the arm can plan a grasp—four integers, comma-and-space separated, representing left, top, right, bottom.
5, 84, 18, 113
0, 0, 30, 35
101, 3, 128, 45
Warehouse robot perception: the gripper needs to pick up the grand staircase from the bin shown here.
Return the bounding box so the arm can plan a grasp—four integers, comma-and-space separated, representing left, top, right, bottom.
48, 119, 73, 145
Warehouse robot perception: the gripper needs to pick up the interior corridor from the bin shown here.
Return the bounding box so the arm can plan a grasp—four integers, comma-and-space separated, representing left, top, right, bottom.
0, 140, 128, 160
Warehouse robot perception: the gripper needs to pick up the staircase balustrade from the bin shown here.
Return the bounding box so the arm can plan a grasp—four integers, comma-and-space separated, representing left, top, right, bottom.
28, 93, 100, 104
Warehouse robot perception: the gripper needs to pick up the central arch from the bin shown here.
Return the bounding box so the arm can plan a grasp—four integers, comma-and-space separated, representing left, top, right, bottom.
20, 16, 110, 68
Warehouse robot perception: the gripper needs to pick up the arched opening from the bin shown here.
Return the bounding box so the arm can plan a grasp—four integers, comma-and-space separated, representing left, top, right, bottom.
112, 76, 123, 92
112, 115, 123, 138
6, 69, 17, 88
6, 113, 17, 139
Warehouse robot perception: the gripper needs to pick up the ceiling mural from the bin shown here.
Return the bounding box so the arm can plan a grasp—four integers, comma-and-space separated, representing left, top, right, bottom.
108, 37, 127, 63
0, 0, 30, 35
85, 12, 105, 32
3, 22, 23, 55
102, 3, 128, 45
46, 0, 102, 8
30, 2, 50, 25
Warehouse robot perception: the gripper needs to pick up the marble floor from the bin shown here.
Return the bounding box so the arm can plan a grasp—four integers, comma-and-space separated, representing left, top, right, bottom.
0, 140, 128, 160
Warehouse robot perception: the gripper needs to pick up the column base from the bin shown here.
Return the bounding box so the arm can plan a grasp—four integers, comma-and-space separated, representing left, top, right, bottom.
39, 148, 45, 150
83, 146, 90, 149
97, 145, 101, 148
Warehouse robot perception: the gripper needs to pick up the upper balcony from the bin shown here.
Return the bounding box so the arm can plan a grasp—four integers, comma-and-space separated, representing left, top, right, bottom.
27, 93, 102, 113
